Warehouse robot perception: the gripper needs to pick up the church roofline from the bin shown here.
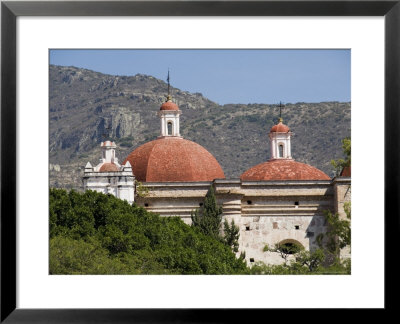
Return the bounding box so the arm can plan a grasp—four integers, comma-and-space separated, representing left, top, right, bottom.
332, 176, 351, 184
140, 181, 213, 188
138, 178, 338, 187
213, 178, 241, 184
240, 179, 333, 186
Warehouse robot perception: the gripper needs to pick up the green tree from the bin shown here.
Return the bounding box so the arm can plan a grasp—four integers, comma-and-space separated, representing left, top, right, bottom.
317, 204, 351, 259
223, 219, 240, 252
50, 236, 131, 274
294, 249, 325, 272
331, 137, 351, 175
49, 188, 247, 275
191, 186, 223, 239
135, 180, 149, 198
264, 242, 303, 265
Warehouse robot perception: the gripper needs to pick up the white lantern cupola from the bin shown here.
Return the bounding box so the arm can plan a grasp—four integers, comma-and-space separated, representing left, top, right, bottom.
100, 140, 119, 164
157, 95, 182, 137
269, 117, 293, 160
157, 70, 182, 138
83, 141, 135, 205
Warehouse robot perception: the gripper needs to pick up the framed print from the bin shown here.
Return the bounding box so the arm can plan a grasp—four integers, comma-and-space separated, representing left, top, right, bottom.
1, 0, 399, 322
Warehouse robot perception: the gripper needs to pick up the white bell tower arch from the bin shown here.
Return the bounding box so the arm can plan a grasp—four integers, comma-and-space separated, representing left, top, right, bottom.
157, 70, 182, 138
101, 140, 118, 164
157, 95, 182, 137
269, 118, 293, 160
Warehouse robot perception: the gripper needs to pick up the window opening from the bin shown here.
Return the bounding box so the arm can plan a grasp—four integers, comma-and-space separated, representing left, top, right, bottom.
167, 122, 173, 135
279, 144, 284, 158
280, 243, 300, 255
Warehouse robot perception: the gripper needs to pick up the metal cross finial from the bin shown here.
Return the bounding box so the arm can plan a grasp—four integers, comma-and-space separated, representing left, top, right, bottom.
278, 101, 284, 122
167, 69, 170, 96
102, 124, 111, 138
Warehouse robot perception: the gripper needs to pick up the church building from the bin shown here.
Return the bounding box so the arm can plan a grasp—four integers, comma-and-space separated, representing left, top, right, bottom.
82, 140, 135, 204
83, 90, 351, 265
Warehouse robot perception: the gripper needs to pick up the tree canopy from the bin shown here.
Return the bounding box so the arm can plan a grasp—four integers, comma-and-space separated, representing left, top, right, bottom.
190, 186, 223, 239
49, 187, 350, 275
50, 188, 248, 275
191, 186, 241, 253
331, 136, 351, 175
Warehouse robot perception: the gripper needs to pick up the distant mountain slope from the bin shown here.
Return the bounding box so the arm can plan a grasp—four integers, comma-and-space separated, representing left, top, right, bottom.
49, 65, 350, 189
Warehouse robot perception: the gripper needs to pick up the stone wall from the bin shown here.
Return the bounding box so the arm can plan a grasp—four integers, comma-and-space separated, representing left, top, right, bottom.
135, 179, 340, 265
238, 215, 328, 265
333, 177, 351, 260
223, 180, 332, 265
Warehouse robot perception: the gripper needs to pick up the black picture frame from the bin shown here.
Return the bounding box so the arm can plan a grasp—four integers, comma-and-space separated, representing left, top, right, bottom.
1, 0, 398, 322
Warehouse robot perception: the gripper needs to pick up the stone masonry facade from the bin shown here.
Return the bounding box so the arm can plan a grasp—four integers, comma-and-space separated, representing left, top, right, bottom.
135, 178, 350, 265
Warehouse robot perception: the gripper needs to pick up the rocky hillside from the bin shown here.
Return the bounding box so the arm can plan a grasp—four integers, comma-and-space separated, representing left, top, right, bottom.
49, 65, 351, 189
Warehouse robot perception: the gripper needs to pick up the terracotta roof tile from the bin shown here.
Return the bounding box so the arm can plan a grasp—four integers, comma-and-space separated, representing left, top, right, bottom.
99, 163, 120, 172
270, 121, 290, 133
160, 101, 179, 111
340, 166, 351, 177
240, 159, 330, 181
123, 138, 225, 182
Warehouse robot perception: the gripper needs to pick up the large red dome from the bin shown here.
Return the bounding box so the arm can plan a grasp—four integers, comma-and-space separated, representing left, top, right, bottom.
123, 137, 225, 182
240, 159, 330, 181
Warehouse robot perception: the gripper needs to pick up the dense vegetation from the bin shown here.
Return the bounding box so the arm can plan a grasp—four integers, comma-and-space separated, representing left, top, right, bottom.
331, 136, 351, 175
50, 188, 248, 274
191, 186, 241, 254
50, 187, 350, 275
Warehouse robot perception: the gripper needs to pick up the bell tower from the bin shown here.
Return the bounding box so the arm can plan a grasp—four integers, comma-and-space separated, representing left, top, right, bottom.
101, 140, 118, 163
269, 103, 292, 160
157, 70, 182, 138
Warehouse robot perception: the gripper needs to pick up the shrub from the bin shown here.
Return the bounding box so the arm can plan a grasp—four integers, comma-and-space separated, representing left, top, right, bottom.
49, 188, 247, 274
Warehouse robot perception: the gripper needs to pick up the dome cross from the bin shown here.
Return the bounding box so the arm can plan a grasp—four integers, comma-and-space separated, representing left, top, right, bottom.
166, 68, 171, 101
158, 69, 182, 137
279, 101, 285, 123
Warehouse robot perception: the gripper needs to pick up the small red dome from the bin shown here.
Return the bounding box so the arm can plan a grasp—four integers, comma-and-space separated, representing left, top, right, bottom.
270, 121, 290, 133
99, 163, 119, 172
160, 101, 179, 111
340, 166, 351, 177
123, 137, 225, 182
101, 141, 116, 147
240, 159, 330, 181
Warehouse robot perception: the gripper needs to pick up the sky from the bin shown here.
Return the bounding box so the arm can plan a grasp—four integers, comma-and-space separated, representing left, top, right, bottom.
50, 49, 350, 105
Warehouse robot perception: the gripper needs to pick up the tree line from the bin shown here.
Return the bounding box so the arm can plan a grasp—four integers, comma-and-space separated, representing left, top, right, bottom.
50, 188, 247, 274
50, 186, 350, 275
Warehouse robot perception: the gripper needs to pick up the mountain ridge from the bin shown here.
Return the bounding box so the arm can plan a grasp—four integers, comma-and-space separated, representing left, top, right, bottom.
49, 64, 351, 189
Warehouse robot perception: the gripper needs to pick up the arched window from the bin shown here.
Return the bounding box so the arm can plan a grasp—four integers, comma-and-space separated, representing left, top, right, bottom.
277, 239, 304, 254
167, 122, 173, 135
279, 243, 298, 254
278, 144, 284, 158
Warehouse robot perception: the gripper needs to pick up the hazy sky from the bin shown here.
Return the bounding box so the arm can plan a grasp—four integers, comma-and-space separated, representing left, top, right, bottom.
50, 49, 350, 105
